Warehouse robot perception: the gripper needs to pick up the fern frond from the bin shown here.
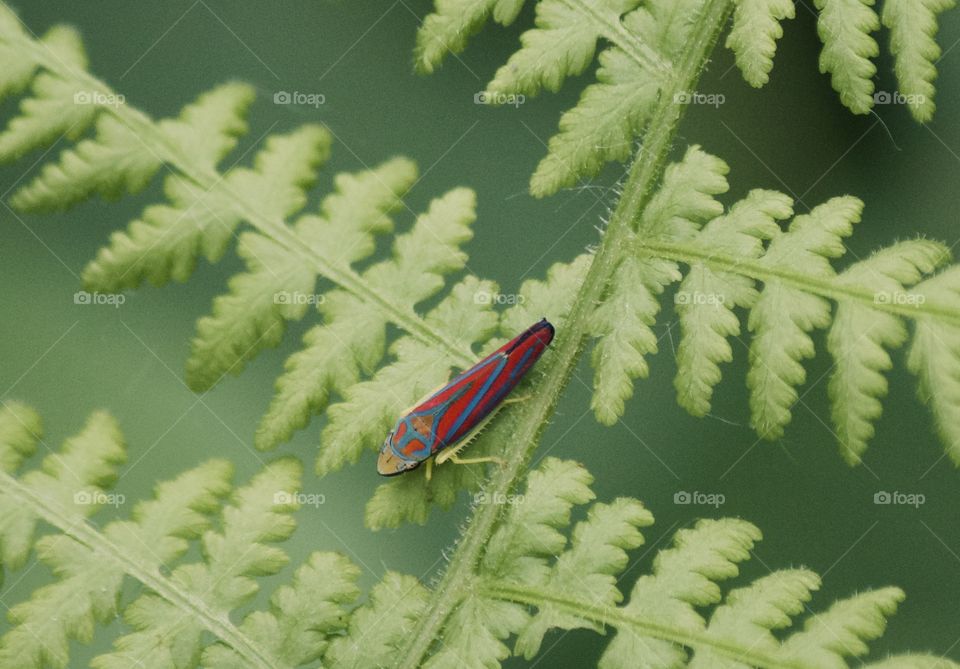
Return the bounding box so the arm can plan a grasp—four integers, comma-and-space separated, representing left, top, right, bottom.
326, 572, 430, 668
687, 569, 821, 667
499, 253, 592, 334
828, 240, 947, 463
402, 457, 948, 668
746, 196, 862, 439
722, 0, 956, 120
0, 16, 545, 478
0, 407, 124, 570
201, 552, 361, 668
815, 0, 881, 115
0, 412, 951, 666
0, 4, 43, 100
419, 0, 717, 196
0, 400, 41, 473
0, 26, 96, 162
587, 147, 960, 464
0, 406, 365, 669
415, 0, 531, 74
883, 0, 956, 122
725, 0, 796, 86
591, 145, 729, 424
183, 125, 332, 390
675, 189, 794, 416
907, 267, 960, 463
512, 497, 653, 657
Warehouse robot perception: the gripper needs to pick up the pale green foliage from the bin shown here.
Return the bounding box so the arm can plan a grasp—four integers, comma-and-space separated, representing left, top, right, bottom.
81, 84, 255, 290
0, 14, 590, 495
588, 147, 960, 464
907, 267, 960, 463
512, 496, 653, 657
675, 189, 794, 416
883, 0, 957, 122
418, 0, 716, 196
2, 5, 959, 669
415, 0, 530, 73
815, 0, 881, 115
0, 26, 96, 161
0, 400, 42, 473
421, 0, 956, 200
746, 196, 862, 440
253, 159, 415, 449
0, 405, 362, 669
725, 0, 796, 86
201, 552, 361, 668
723, 0, 955, 121
829, 241, 948, 463
326, 572, 430, 668
0, 409, 124, 571
183, 125, 332, 390
688, 569, 820, 667
0, 413, 952, 669
407, 457, 946, 668
591, 146, 728, 424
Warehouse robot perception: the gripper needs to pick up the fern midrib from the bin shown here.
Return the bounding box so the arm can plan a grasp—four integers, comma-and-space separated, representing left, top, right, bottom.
14, 33, 476, 369
0, 469, 284, 669
393, 2, 735, 667
480, 583, 804, 669
638, 240, 960, 327
556, 0, 670, 75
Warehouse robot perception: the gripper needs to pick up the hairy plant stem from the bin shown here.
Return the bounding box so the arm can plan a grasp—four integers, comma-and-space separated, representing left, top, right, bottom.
0, 470, 282, 669
480, 583, 804, 669
394, 1, 735, 667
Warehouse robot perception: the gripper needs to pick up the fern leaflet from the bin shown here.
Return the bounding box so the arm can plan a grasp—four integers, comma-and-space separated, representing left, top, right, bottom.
0, 404, 359, 669
584, 145, 960, 465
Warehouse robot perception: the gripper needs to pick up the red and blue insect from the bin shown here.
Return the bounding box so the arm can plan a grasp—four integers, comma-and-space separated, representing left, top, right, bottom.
377, 319, 555, 477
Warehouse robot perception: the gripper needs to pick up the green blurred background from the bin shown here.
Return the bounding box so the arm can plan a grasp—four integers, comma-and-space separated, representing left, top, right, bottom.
1, 1, 959, 665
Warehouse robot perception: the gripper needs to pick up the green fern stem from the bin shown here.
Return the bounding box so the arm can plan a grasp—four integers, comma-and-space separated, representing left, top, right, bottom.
637, 240, 960, 326
0, 469, 283, 669
12, 33, 476, 369
394, 1, 735, 666
480, 583, 802, 669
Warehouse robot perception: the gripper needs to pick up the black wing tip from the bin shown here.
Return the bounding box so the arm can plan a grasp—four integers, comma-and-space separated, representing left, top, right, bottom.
503, 318, 556, 354
537, 318, 555, 343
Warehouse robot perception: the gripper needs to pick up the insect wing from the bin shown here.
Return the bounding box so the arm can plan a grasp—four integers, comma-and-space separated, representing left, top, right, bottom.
422, 319, 554, 451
